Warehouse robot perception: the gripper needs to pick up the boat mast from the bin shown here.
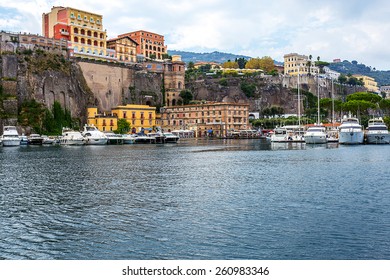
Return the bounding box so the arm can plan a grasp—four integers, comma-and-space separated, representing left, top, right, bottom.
317, 70, 320, 124
298, 68, 301, 128
331, 78, 335, 125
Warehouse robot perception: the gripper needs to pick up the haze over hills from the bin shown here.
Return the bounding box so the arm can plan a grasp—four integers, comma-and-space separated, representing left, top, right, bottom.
168, 50, 390, 86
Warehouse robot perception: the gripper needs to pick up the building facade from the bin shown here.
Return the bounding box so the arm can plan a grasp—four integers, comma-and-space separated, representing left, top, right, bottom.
87, 107, 118, 132
0, 31, 67, 53
42, 6, 115, 61
284, 53, 319, 76
160, 102, 250, 137
111, 104, 156, 133
380, 85, 390, 98
164, 55, 186, 107
353, 75, 379, 93
106, 36, 138, 63
87, 104, 157, 133
119, 30, 167, 60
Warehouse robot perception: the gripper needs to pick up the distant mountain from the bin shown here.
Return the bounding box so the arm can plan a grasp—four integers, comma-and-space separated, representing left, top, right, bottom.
168, 50, 251, 64
328, 60, 390, 86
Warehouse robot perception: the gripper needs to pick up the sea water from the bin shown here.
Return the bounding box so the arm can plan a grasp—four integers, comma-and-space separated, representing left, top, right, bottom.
0, 139, 389, 259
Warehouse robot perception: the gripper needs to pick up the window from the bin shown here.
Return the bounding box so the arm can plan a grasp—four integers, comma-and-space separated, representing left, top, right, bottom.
123, 112, 127, 118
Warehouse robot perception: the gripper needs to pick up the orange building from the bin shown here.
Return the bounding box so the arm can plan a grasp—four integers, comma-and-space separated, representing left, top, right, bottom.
119, 30, 167, 60
107, 36, 138, 63
42, 6, 116, 61
160, 102, 250, 137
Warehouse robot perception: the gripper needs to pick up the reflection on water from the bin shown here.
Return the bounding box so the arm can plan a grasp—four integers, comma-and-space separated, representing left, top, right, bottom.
1, 139, 390, 260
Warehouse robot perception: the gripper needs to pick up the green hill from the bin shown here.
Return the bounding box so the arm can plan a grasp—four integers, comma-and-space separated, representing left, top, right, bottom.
168, 50, 251, 64
328, 60, 390, 86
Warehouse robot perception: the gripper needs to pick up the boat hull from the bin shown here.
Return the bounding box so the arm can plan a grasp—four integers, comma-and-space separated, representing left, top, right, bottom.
366, 133, 390, 144
2, 138, 21, 146
304, 135, 327, 144
84, 137, 108, 145
339, 131, 364, 144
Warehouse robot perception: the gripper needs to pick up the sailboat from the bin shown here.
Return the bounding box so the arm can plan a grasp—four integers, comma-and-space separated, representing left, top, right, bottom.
304, 72, 327, 144
270, 69, 304, 142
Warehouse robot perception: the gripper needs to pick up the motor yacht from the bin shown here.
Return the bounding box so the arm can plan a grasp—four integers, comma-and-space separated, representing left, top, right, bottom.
60, 128, 85, 145
104, 132, 124, 145
163, 132, 180, 143
365, 117, 390, 144
28, 134, 44, 145
82, 124, 108, 145
304, 125, 327, 144
270, 126, 305, 142
1, 126, 21, 146
338, 116, 364, 144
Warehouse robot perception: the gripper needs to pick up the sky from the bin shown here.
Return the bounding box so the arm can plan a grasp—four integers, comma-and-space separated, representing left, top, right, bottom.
1, 0, 389, 70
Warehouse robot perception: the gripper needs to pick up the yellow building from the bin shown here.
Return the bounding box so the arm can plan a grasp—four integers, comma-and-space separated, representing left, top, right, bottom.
42, 6, 115, 61
353, 74, 379, 93
87, 107, 118, 132
284, 53, 319, 76
107, 36, 138, 63
87, 105, 157, 133
111, 104, 156, 133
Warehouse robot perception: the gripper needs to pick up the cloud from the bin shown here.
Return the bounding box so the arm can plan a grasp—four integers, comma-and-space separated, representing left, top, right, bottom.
1, 0, 389, 69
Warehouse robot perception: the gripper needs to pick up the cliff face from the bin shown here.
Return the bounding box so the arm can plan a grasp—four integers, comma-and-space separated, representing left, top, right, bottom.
0, 53, 164, 130
186, 74, 365, 114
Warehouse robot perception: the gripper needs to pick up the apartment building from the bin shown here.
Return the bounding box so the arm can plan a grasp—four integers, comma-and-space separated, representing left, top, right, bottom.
42, 6, 115, 61
160, 102, 250, 137
353, 75, 379, 93
87, 104, 157, 133
119, 30, 167, 60
0, 31, 68, 52
284, 53, 319, 76
380, 85, 390, 98
106, 36, 138, 63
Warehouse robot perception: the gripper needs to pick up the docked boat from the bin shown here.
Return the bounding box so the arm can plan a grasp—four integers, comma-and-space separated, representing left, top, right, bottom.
42, 135, 57, 145
147, 132, 166, 143
122, 134, 136, 144
1, 126, 21, 146
270, 126, 305, 142
163, 132, 180, 143
82, 124, 108, 145
60, 128, 85, 146
304, 125, 327, 144
19, 134, 28, 145
338, 116, 364, 144
28, 134, 44, 145
104, 132, 124, 145
133, 134, 156, 144
365, 117, 390, 144
326, 128, 339, 143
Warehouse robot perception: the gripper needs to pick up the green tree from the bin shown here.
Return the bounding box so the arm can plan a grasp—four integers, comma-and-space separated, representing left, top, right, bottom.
236, 58, 248, 69
187, 61, 195, 69
115, 118, 131, 134
18, 99, 46, 134
179, 89, 193, 105
240, 81, 256, 97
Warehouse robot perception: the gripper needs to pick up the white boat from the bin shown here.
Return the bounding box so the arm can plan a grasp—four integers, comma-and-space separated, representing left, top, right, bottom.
365, 117, 390, 144
82, 124, 108, 145
304, 125, 327, 144
338, 116, 364, 144
163, 132, 180, 143
326, 128, 339, 143
104, 132, 124, 145
1, 126, 21, 146
60, 128, 85, 146
270, 126, 305, 142
122, 134, 136, 144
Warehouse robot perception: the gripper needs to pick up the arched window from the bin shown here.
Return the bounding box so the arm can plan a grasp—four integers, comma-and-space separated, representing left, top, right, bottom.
74, 28, 79, 34
81, 38, 85, 44
73, 46, 78, 52
87, 30, 91, 37
74, 37, 79, 43
94, 32, 98, 37
178, 82, 182, 89
100, 33, 104, 39
81, 29, 85, 35
87, 39, 91, 45
172, 99, 176, 106
94, 41, 98, 46
100, 42, 103, 47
